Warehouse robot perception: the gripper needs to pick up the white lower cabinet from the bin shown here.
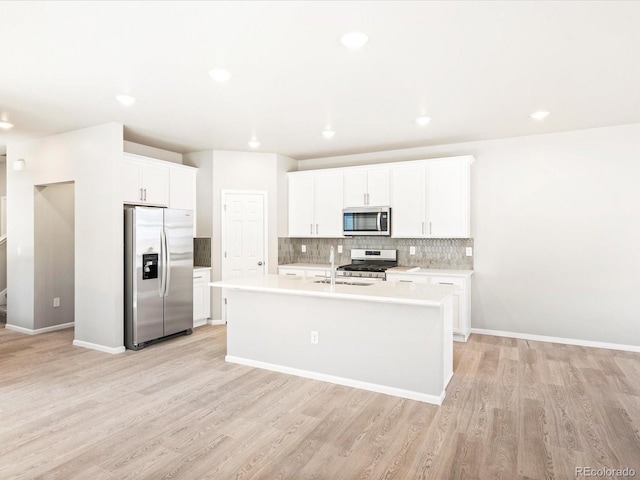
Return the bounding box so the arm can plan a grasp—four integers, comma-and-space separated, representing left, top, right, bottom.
386, 271, 471, 342
193, 268, 211, 326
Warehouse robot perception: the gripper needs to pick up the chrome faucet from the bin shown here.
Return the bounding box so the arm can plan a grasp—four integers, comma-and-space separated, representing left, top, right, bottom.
330, 246, 336, 287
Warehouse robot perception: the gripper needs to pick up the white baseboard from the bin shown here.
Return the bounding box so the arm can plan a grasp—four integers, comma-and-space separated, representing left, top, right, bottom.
6, 322, 74, 335
207, 319, 225, 325
72, 339, 126, 354
225, 355, 446, 405
470, 328, 640, 353
193, 319, 207, 328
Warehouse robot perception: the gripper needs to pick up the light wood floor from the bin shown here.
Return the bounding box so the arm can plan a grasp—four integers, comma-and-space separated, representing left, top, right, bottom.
1, 325, 638, 479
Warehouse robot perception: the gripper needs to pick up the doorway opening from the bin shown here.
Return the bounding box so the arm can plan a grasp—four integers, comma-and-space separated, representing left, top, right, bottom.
34, 182, 75, 331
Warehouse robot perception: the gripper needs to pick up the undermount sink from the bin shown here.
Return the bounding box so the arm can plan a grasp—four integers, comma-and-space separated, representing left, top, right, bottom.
314, 279, 374, 286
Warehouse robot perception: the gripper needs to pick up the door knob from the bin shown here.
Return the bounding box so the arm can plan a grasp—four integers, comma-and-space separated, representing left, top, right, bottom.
258, 261, 263, 266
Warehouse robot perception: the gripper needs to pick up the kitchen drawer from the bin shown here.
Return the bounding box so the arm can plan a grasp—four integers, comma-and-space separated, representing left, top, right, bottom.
429, 276, 464, 289
305, 269, 330, 278
386, 272, 430, 284
278, 267, 305, 277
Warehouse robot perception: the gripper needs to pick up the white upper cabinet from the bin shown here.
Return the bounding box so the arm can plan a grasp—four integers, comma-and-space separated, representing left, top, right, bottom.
288, 155, 471, 239
427, 159, 470, 238
390, 156, 471, 238
169, 165, 197, 211
390, 164, 426, 237
288, 174, 315, 237
123, 154, 198, 232
288, 171, 343, 237
343, 168, 389, 207
313, 173, 343, 237
123, 154, 170, 206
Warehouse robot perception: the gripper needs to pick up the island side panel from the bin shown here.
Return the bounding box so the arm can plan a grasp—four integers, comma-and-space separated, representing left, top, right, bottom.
224, 289, 450, 401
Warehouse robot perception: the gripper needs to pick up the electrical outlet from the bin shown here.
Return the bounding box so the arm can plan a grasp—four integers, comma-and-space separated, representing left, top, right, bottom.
301, 245, 306, 253
337, 245, 343, 254
310, 330, 318, 344
409, 246, 416, 255
53, 297, 60, 308
466, 247, 473, 257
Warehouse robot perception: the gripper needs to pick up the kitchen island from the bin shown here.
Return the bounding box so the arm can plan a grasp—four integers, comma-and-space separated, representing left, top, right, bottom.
210, 275, 455, 405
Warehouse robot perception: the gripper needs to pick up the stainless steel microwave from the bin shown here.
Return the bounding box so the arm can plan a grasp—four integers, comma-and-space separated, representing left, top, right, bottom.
343, 207, 391, 236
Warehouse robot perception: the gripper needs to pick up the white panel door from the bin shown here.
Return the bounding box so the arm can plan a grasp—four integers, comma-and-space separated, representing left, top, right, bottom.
288, 174, 315, 236
313, 173, 343, 237
223, 193, 265, 280
366, 168, 390, 206
343, 170, 368, 207
391, 165, 425, 237
427, 161, 469, 237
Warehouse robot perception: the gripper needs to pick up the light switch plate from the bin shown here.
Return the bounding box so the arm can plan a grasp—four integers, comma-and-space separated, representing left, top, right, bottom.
409, 246, 416, 255
301, 245, 306, 253
466, 247, 473, 257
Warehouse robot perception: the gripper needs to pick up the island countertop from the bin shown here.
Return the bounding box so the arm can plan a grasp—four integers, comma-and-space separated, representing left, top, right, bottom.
210, 274, 455, 307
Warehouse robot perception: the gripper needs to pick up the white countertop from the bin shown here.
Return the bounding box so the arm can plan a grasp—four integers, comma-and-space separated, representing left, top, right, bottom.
387, 267, 474, 277
210, 274, 455, 307
278, 263, 332, 270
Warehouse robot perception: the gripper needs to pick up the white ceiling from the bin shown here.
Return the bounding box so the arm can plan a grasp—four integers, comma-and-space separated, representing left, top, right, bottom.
1, 1, 640, 160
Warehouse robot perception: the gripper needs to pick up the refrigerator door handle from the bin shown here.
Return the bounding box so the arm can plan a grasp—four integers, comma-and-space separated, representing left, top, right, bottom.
160, 230, 167, 297
164, 229, 171, 297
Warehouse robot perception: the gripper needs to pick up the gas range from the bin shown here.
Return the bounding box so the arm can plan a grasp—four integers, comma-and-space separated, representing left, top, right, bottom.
336, 249, 398, 281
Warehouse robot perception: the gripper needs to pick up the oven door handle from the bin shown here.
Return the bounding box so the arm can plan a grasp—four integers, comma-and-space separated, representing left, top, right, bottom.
377, 212, 382, 231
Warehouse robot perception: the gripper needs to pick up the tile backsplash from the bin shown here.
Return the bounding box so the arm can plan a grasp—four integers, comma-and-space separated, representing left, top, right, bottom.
279, 237, 474, 269
194, 237, 212, 267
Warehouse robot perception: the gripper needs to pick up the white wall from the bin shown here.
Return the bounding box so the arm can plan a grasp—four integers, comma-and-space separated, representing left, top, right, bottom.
7, 123, 124, 349
184, 150, 297, 320
184, 150, 214, 237
299, 123, 640, 348
123, 140, 183, 164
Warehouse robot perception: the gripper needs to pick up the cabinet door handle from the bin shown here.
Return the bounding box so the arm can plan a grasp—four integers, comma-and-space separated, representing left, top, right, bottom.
363, 193, 366, 205
367, 193, 370, 205
422, 222, 425, 235
143, 188, 147, 201
310, 224, 313, 235
285, 273, 297, 275
316, 224, 319, 234
140, 188, 143, 201
439, 282, 454, 285
399, 280, 413, 283
194, 276, 203, 279
429, 222, 432, 235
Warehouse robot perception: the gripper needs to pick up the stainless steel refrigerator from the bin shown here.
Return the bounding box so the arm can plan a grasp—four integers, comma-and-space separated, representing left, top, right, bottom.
125, 206, 194, 350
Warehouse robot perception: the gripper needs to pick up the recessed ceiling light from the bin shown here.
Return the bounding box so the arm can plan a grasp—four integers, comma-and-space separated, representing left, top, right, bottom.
248, 140, 261, 149
415, 116, 432, 126
340, 32, 368, 49
209, 68, 232, 83
322, 129, 336, 139
0, 121, 14, 129
530, 110, 550, 120
115, 95, 136, 106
